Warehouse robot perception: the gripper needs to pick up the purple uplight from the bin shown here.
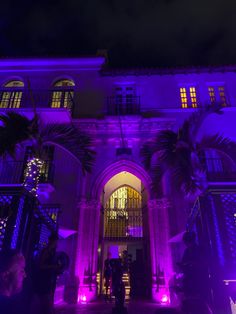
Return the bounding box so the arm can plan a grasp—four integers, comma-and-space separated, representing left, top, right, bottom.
78, 294, 87, 304
161, 294, 169, 304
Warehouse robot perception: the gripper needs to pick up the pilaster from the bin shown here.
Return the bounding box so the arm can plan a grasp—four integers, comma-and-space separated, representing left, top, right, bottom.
75, 199, 101, 301
148, 198, 173, 303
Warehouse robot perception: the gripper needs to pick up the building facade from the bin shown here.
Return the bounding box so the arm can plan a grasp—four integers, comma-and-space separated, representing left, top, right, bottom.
0, 57, 235, 305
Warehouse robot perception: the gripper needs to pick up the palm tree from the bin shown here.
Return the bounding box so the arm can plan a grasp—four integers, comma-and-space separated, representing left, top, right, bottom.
0, 111, 95, 195
141, 105, 236, 199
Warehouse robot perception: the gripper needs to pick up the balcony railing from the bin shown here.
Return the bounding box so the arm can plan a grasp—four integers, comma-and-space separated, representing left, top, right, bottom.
107, 96, 140, 115
0, 89, 75, 111
0, 160, 54, 185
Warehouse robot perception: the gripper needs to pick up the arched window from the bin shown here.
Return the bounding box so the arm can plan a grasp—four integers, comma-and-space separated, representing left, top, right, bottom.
0, 80, 24, 108
51, 79, 75, 109
104, 185, 143, 238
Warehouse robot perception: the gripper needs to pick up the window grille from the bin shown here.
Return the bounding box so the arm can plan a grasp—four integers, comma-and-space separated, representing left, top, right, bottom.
220, 194, 236, 263
104, 186, 143, 239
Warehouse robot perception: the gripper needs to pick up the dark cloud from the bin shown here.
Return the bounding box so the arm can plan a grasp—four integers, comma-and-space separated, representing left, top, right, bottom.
0, 0, 236, 67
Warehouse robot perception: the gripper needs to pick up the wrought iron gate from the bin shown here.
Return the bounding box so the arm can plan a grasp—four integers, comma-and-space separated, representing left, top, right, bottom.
104, 185, 143, 240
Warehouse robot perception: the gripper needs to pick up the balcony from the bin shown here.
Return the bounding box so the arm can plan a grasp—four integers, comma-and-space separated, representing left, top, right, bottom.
0, 160, 54, 186
107, 96, 140, 115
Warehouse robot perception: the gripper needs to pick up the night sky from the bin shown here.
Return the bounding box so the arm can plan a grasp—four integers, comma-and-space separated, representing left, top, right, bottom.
1, 0, 236, 67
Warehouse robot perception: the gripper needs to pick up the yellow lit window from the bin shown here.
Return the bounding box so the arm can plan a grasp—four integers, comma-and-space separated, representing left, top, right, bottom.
180, 87, 198, 108
51, 79, 74, 109
0, 80, 24, 108
190, 87, 197, 108
180, 87, 188, 108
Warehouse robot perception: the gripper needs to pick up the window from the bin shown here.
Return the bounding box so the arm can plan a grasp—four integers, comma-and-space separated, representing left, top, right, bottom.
113, 85, 138, 114
180, 88, 187, 108
208, 85, 228, 107
180, 86, 198, 108
0, 80, 24, 108
51, 79, 74, 109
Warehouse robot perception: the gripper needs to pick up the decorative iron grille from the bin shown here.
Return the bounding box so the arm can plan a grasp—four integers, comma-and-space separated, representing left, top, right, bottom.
34, 204, 60, 251
220, 193, 236, 263
0, 195, 13, 251
11, 196, 25, 249
104, 186, 143, 239
0, 217, 8, 249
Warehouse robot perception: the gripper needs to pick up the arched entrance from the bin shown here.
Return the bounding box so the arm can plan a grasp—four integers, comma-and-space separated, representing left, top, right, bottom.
76, 160, 172, 302
97, 171, 151, 299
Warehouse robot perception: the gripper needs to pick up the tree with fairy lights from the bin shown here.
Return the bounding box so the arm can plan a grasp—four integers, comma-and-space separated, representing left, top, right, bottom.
0, 111, 95, 196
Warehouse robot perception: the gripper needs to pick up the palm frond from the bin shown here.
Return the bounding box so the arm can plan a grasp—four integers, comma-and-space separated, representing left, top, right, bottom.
0, 112, 32, 157
39, 124, 95, 173
141, 130, 177, 170
179, 105, 223, 142
140, 141, 157, 170
170, 147, 197, 193
198, 134, 236, 164
172, 165, 199, 195
149, 160, 165, 196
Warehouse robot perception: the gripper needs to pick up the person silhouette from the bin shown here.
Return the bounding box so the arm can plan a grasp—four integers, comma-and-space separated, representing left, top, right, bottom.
179, 231, 212, 314
32, 233, 61, 314
0, 249, 26, 314
104, 252, 112, 300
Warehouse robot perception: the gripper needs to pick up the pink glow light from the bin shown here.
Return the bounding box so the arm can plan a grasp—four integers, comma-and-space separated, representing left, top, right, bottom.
161, 294, 169, 304
78, 294, 87, 304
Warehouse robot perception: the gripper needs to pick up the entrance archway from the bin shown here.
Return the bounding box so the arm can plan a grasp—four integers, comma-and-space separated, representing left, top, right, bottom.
76, 160, 172, 303
97, 171, 151, 299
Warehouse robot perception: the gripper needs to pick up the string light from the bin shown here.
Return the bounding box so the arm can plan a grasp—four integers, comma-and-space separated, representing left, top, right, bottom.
23, 158, 44, 197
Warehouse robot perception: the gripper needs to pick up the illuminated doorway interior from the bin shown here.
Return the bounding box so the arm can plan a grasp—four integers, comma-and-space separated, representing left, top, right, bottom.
97, 172, 150, 299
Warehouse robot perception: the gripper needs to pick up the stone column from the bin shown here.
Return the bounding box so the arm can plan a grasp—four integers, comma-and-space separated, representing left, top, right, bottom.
75, 199, 101, 301
148, 198, 173, 303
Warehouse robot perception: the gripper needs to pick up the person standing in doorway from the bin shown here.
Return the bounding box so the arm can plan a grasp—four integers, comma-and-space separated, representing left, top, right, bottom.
104, 252, 112, 300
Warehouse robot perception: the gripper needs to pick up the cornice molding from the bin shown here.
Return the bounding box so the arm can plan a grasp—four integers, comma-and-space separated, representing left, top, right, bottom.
75, 117, 175, 135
